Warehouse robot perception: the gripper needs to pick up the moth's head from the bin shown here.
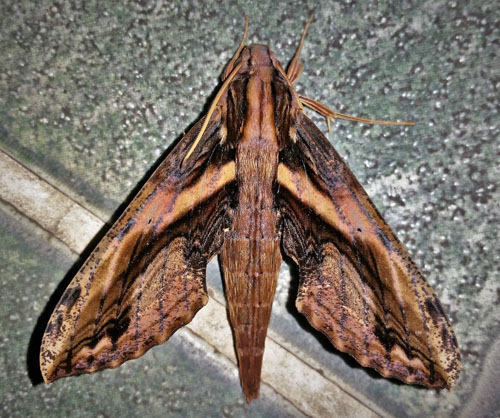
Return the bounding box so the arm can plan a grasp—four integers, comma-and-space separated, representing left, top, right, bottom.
222, 14, 313, 85
223, 43, 287, 82
242, 44, 273, 67
224, 44, 273, 75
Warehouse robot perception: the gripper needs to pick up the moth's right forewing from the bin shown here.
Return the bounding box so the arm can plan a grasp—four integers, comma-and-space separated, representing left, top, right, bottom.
41, 115, 236, 383
278, 113, 460, 389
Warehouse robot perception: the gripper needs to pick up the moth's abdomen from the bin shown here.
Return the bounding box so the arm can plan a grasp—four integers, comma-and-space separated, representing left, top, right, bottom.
220, 70, 282, 401
220, 236, 281, 401
220, 142, 282, 401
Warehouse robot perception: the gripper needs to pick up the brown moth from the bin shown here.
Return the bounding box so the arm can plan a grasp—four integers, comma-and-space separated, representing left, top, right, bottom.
40, 16, 461, 401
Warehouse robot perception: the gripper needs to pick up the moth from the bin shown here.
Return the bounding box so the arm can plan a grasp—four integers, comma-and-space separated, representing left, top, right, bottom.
40, 16, 461, 401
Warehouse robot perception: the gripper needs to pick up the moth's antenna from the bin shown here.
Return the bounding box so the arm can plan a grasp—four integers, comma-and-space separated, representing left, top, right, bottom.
222, 16, 249, 80
183, 17, 248, 167
183, 61, 244, 166
287, 13, 314, 83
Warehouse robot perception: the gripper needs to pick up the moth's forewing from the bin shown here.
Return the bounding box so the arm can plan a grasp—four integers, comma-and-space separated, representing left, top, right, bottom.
40, 115, 236, 383
278, 113, 461, 388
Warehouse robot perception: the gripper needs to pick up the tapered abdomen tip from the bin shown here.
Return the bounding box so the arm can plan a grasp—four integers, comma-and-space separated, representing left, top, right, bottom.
239, 352, 263, 402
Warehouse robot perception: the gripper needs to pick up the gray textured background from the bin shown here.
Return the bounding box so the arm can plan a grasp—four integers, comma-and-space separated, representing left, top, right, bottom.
1, 0, 499, 417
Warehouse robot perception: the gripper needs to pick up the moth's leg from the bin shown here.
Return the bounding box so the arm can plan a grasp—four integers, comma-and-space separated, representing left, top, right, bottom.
299, 94, 415, 131
287, 14, 314, 84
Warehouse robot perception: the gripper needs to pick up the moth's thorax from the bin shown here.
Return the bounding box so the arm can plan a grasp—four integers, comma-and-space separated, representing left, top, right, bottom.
223, 44, 298, 149
241, 75, 276, 146
236, 45, 283, 147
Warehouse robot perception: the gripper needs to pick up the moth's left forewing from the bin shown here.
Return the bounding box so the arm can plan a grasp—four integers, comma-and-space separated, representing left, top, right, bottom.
277, 113, 461, 388
41, 114, 236, 383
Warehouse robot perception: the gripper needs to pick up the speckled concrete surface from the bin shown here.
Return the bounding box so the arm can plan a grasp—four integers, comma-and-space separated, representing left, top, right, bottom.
1, 1, 499, 417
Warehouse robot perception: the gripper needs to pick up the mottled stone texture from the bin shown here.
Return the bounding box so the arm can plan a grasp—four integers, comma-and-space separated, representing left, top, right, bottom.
0, 1, 498, 417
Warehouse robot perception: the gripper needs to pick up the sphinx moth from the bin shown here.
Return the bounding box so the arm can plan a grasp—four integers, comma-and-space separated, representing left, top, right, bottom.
40, 16, 461, 401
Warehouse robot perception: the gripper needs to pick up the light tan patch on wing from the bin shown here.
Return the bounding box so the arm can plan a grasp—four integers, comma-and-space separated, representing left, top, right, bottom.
277, 163, 351, 240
